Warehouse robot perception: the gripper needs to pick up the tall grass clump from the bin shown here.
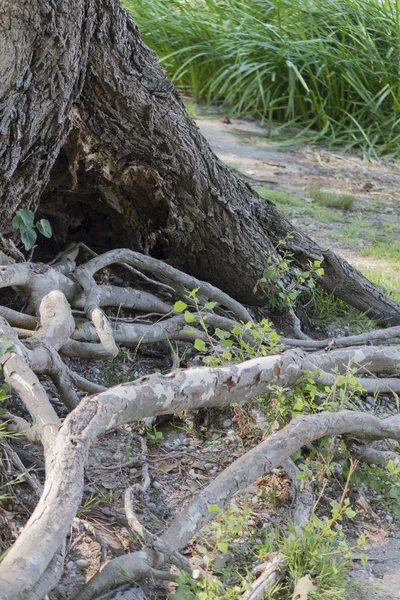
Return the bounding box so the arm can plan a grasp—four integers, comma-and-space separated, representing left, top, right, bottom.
123, 0, 400, 158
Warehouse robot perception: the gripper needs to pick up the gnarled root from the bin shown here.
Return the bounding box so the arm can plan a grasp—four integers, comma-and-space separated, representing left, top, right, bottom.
0, 247, 399, 599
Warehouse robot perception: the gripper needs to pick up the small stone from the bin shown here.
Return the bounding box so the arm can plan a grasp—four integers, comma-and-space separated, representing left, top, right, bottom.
222, 419, 232, 428
129, 468, 138, 476
244, 485, 258, 495
214, 551, 232, 567
209, 468, 218, 476
76, 559, 89, 568
386, 514, 394, 524
147, 502, 157, 510
152, 481, 162, 490
66, 561, 75, 570
251, 496, 259, 505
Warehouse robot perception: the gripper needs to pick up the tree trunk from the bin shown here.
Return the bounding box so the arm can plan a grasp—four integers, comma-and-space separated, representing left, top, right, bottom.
1, 0, 399, 325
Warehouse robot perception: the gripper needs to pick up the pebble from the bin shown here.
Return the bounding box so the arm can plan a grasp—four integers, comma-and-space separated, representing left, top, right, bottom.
76, 559, 89, 568
129, 468, 138, 476
152, 481, 162, 490
222, 419, 232, 428
244, 485, 258, 495
66, 561, 75, 571
147, 502, 157, 510
252, 496, 259, 505
209, 468, 218, 476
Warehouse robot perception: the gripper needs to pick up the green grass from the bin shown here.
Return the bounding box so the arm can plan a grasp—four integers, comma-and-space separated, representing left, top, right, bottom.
257, 186, 340, 222
257, 186, 304, 208
309, 186, 355, 211
124, 0, 400, 158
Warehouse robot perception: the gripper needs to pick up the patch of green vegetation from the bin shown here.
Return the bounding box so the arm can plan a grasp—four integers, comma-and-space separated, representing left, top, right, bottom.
258, 186, 400, 301
172, 492, 365, 599
257, 186, 304, 208
361, 267, 400, 303
183, 98, 196, 118
257, 236, 324, 312
257, 186, 340, 223
309, 186, 355, 211
306, 287, 378, 334
124, 0, 400, 158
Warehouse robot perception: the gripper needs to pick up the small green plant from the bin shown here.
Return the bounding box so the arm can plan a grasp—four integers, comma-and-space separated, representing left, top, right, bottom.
171, 486, 365, 600
309, 186, 355, 211
255, 238, 324, 311
357, 457, 400, 516
146, 424, 163, 442
12, 210, 52, 251
173, 289, 281, 367
78, 489, 113, 515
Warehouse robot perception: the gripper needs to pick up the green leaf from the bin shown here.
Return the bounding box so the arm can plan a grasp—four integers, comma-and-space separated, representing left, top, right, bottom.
20, 228, 37, 251
388, 486, 400, 499
360, 553, 368, 567
188, 288, 200, 298
0, 338, 13, 356
184, 310, 196, 323
197, 546, 207, 554
207, 504, 222, 513
204, 301, 217, 310
202, 356, 214, 365
194, 339, 206, 351
291, 449, 302, 462
217, 542, 229, 553
293, 398, 303, 411
36, 219, 52, 238
345, 506, 356, 519
221, 339, 233, 347
214, 328, 230, 340
263, 268, 275, 279
173, 300, 187, 313
12, 209, 35, 230
392, 505, 400, 516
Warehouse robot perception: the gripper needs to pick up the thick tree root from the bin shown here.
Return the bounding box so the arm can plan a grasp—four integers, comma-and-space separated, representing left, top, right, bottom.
0, 248, 399, 599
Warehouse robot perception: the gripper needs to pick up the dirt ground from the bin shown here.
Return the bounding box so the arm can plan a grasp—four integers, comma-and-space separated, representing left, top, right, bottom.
196, 114, 400, 275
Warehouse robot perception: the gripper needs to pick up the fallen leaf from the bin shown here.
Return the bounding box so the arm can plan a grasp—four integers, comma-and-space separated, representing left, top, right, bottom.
292, 575, 316, 600
191, 460, 206, 470
159, 462, 179, 473
273, 363, 281, 378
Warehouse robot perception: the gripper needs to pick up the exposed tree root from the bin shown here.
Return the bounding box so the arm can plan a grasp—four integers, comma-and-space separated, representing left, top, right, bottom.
241, 553, 287, 600
0, 248, 399, 599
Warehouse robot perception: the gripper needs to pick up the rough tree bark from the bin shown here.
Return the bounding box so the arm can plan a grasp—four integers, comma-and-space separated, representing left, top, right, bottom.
1, 0, 400, 326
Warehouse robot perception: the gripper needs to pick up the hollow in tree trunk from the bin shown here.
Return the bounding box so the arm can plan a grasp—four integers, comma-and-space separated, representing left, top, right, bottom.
1, 0, 399, 325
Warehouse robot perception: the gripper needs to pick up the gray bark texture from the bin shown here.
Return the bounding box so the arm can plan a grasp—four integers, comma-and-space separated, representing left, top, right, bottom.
1, 0, 400, 325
